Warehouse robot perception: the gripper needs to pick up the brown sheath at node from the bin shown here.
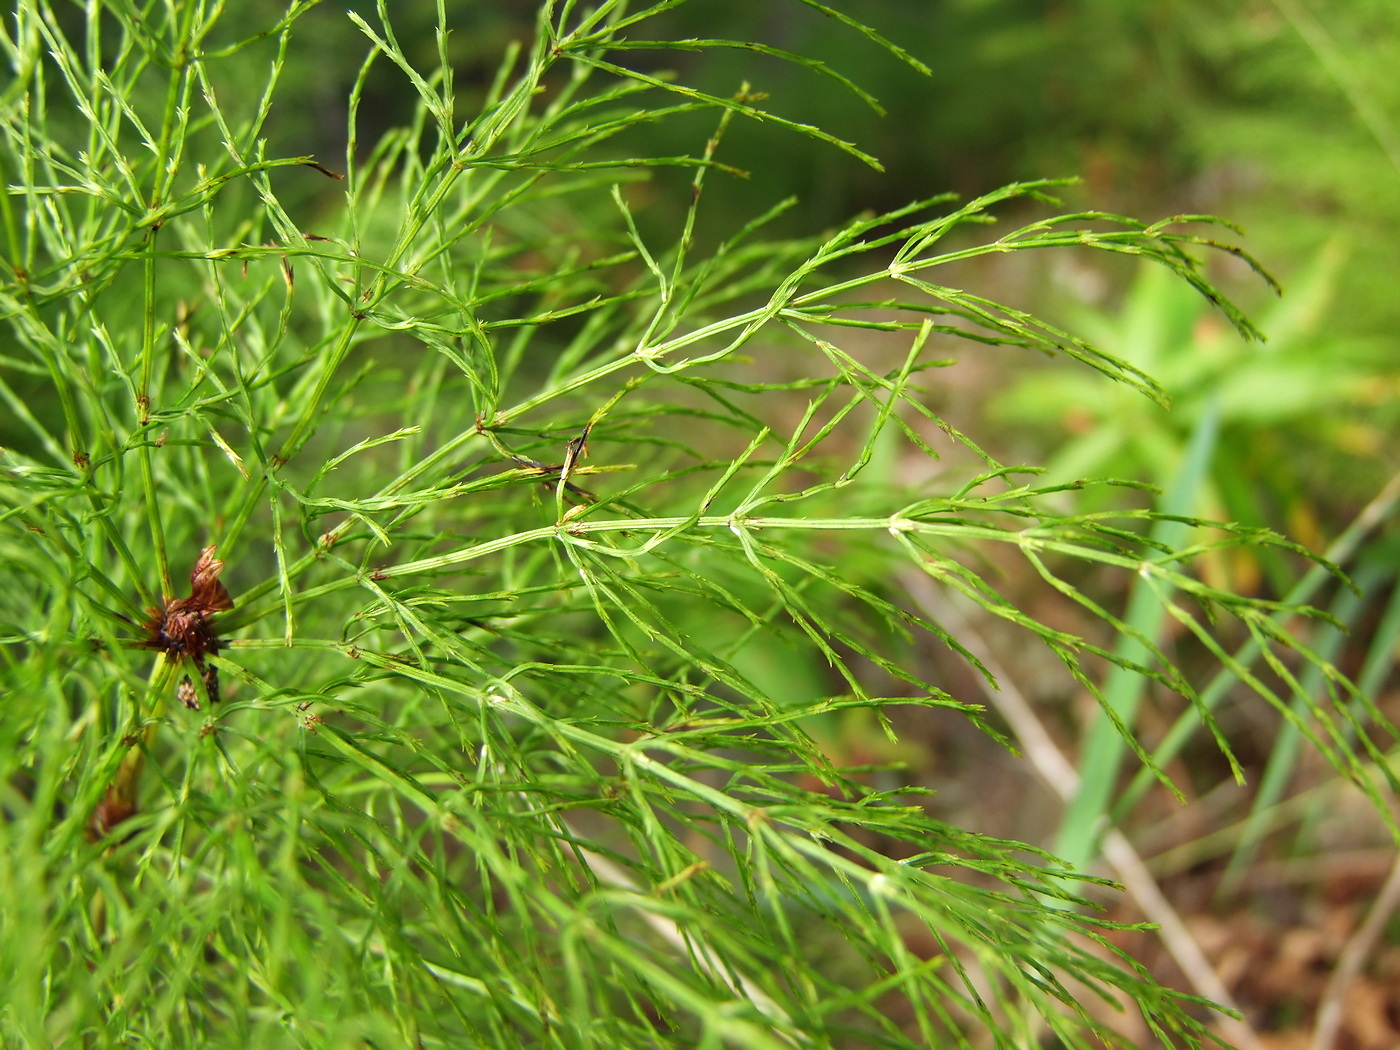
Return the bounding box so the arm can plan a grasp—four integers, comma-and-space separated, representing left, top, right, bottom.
140, 546, 234, 709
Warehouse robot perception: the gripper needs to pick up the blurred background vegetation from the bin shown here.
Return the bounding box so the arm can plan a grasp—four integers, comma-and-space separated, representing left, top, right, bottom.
266, 0, 1400, 528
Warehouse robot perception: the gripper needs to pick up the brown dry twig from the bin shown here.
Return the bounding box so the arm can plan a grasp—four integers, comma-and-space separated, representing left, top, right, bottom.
1311, 853, 1400, 1050
901, 571, 1262, 1050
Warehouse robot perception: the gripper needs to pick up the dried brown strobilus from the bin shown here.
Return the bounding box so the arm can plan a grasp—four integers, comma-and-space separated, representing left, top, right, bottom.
140, 546, 234, 709
88, 778, 138, 840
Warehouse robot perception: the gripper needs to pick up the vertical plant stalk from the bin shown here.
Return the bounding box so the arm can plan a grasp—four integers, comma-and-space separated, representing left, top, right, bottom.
138, 242, 172, 596
1112, 466, 1400, 823
1055, 396, 1222, 870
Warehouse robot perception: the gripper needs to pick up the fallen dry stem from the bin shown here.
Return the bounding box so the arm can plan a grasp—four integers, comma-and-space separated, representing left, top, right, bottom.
1310, 852, 1400, 1050
901, 571, 1262, 1050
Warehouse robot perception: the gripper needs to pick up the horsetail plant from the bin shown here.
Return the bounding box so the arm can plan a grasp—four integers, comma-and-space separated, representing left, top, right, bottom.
1, 2, 1393, 1048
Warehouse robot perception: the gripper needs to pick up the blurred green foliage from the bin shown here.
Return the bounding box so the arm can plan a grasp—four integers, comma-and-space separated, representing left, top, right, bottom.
262, 0, 1400, 519
991, 247, 1380, 578
638, 0, 1400, 534
238, 0, 1400, 334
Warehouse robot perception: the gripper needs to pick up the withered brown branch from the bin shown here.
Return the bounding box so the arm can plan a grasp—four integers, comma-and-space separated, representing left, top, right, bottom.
140, 546, 234, 709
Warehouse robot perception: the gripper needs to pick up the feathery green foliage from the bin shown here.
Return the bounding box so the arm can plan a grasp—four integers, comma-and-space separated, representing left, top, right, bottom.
2, 2, 1393, 1047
